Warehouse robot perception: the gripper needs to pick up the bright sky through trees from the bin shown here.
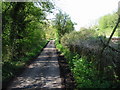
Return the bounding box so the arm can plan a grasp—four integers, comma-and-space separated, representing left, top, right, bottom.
52, 0, 120, 31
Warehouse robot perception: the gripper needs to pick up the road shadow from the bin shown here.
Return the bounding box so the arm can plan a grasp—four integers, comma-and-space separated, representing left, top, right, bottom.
6, 40, 62, 89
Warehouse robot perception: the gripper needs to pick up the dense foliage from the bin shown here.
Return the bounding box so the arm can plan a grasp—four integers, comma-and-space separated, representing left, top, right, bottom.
56, 28, 120, 88
2, 2, 53, 82
45, 24, 57, 40
53, 11, 75, 40
96, 13, 120, 36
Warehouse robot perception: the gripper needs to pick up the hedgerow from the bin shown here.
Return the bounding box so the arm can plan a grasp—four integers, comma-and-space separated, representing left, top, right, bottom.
56, 29, 120, 88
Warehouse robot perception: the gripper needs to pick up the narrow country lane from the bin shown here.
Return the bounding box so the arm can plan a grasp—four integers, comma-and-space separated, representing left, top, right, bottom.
7, 40, 62, 89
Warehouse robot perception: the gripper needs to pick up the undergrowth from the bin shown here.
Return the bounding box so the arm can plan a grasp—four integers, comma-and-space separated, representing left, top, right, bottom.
56, 40, 120, 88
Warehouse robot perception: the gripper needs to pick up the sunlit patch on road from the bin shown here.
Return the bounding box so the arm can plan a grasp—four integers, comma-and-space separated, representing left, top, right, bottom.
7, 40, 62, 89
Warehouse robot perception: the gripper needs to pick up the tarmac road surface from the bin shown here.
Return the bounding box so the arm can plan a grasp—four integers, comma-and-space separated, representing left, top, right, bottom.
7, 40, 62, 89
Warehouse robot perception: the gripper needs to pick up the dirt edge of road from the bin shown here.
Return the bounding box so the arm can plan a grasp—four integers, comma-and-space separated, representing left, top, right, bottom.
57, 51, 77, 89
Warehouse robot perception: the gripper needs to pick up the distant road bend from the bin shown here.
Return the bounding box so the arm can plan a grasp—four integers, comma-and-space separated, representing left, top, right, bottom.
7, 40, 62, 89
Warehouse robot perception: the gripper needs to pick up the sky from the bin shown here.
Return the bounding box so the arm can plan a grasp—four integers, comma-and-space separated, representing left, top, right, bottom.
49, 0, 120, 31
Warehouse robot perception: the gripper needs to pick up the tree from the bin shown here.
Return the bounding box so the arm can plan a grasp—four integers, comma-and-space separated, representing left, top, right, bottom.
53, 11, 74, 40
2, 1, 54, 61
2, 1, 54, 82
98, 13, 118, 30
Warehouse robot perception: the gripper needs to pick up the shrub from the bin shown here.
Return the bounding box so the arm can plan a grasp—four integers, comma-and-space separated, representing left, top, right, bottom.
57, 29, 120, 88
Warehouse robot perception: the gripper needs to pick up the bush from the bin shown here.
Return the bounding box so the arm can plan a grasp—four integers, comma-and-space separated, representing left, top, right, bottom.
71, 55, 113, 88
57, 29, 120, 88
